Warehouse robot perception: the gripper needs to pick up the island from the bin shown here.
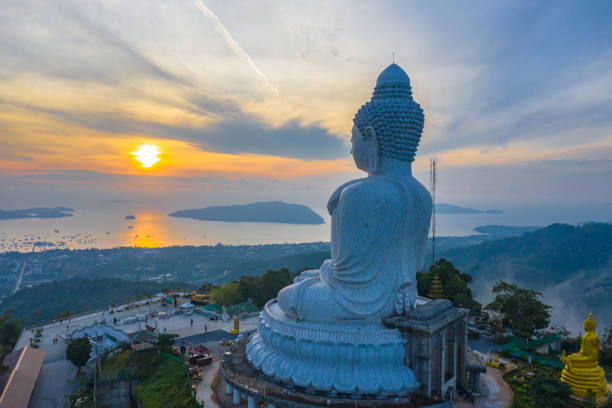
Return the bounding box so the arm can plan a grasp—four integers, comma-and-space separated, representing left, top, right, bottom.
125, 215, 136, 220
436, 203, 503, 214
168, 201, 325, 225
0, 207, 75, 220
473, 225, 542, 237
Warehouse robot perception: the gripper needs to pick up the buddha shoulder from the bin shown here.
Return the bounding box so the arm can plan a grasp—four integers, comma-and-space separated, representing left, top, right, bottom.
339, 178, 403, 210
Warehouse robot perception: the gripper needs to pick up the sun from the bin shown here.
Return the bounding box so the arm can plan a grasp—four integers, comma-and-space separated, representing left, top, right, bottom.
131, 144, 161, 168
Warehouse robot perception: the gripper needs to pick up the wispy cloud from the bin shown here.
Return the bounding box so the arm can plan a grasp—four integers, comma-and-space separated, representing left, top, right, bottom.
192, 0, 279, 97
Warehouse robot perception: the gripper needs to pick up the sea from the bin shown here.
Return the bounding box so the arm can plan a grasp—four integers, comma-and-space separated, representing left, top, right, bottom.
0, 201, 610, 253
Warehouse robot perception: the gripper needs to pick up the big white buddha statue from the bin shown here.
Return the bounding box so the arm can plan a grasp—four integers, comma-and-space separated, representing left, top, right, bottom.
247, 64, 432, 396
278, 63, 432, 322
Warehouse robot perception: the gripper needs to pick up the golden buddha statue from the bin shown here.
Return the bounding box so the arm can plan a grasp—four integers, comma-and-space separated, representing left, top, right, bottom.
560, 313, 608, 397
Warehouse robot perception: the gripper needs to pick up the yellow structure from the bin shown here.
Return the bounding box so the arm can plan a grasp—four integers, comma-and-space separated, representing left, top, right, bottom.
560, 313, 608, 397
427, 273, 444, 299
191, 294, 210, 305
230, 317, 240, 335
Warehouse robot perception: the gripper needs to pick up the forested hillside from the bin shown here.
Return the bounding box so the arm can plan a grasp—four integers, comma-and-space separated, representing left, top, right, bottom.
435, 223, 612, 332
435, 223, 612, 285
0, 278, 192, 323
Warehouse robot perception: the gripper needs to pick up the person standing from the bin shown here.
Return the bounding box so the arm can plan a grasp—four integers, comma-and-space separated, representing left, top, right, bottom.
190, 318, 193, 328
204, 324, 207, 333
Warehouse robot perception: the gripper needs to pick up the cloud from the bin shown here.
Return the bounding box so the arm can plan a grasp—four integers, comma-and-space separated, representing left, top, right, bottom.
519, 158, 612, 167
0, 94, 349, 160
0, 2, 181, 84
192, 0, 279, 96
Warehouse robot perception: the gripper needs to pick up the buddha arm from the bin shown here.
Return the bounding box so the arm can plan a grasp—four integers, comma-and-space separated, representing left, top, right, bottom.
327, 178, 366, 215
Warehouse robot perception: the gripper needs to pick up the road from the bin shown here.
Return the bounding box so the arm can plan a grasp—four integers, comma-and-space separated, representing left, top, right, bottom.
12, 259, 26, 294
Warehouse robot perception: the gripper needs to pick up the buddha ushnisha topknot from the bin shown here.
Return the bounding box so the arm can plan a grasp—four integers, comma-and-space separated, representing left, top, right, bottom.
353, 64, 424, 163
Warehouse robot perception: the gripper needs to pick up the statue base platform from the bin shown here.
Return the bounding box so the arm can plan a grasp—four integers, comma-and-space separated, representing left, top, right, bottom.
221, 337, 450, 407
245, 299, 419, 397
561, 364, 608, 397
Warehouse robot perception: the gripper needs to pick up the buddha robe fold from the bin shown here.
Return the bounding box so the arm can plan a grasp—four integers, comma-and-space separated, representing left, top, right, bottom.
322, 176, 430, 318
281, 175, 431, 322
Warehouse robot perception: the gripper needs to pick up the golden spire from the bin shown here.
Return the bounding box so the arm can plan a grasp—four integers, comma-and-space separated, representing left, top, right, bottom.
428, 272, 444, 299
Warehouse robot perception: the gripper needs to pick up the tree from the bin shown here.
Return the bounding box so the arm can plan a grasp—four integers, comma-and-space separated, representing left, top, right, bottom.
253, 269, 292, 307
197, 282, 216, 293
66, 337, 92, 368
237, 276, 258, 302
0, 310, 23, 373
529, 376, 571, 408
53, 310, 75, 320
156, 333, 179, 354
416, 259, 481, 312
210, 282, 243, 306
486, 281, 551, 338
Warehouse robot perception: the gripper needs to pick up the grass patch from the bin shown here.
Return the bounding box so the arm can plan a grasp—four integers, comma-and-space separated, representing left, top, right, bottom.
136, 353, 198, 408
100, 349, 198, 408
101, 349, 133, 371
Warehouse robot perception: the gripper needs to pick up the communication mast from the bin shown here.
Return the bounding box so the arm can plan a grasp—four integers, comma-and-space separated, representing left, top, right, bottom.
430, 159, 437, 265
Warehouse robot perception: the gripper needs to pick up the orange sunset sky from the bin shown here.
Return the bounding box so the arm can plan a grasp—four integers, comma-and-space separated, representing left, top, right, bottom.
1, 0, 611, 212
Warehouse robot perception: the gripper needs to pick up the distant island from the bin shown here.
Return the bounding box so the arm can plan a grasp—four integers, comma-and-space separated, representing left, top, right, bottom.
125, 215, 136, 220
436, 203, 503, 214
0, 207, 74, 220
168, 201, 325, 225
473, 225, 542, 237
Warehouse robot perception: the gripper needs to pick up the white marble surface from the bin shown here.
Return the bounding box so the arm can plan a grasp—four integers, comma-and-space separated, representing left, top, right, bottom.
277, 63, 431, 322
247, 63, 432, 396
246, 301, 418, 395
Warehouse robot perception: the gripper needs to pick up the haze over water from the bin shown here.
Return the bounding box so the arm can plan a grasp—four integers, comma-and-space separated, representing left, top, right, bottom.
1, 201, 610, 252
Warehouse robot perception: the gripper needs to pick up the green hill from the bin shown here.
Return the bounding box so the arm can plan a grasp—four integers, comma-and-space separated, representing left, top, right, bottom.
434, 223, 612, 332
433, 223, 612, 285
0, 278, 192, 324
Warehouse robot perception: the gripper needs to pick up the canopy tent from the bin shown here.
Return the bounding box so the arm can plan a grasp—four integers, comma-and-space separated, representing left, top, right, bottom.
181, 302, 195, 315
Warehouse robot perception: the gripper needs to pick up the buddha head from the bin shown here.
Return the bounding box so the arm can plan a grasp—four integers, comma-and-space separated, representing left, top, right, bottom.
352, 63, 425, 174
583, 313, 597, 332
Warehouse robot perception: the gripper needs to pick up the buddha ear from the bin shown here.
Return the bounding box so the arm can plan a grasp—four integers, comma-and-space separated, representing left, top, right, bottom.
364, 126, 379, 174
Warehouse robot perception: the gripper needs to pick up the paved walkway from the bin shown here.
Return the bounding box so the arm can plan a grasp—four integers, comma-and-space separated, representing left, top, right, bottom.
474, 368, 513, 408
196, 359, 221, 408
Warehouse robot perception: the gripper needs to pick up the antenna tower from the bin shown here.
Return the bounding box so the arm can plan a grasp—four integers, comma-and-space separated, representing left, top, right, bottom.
430, 159, 437, 265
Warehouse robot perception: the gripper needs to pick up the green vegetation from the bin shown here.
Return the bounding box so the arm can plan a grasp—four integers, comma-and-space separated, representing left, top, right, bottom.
0, 278, 192, 324
66, 337, 92, 368
504, 362, 564, 408
529, 376, 572, 408
156, 333, 179, 354
102, 349, 198, 408
211, 268, 293, 307
226, 251, 329, 282
0, 310, 23, 372
136, 354, 198, 408
52, 310, 75, 320
417, 258, 481, 312
435, 223, 612, 282
486, 281, 551, 338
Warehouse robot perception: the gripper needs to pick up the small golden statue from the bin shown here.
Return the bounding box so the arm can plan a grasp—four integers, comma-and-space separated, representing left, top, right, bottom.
560, 313, 608, 397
